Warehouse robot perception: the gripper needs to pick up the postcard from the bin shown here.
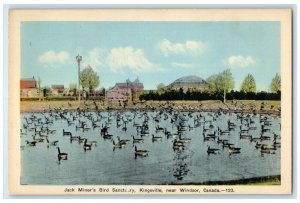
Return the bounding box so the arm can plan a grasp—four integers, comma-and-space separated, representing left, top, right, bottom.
8, 8, 292, 195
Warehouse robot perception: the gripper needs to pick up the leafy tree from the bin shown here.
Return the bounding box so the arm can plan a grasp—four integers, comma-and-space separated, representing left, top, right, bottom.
206, 69, 234, 102
43, 86, 51, 96
206, 74, 220, 94
80, 65, 100, 93
156, 83, 166, 94
69, 83, 77, 96
269, 73, 281, 93
100, 87, 106, 95
240, 74, 256, 93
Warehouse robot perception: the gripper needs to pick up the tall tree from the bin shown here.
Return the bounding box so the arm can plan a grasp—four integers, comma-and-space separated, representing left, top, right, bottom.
269, 73, 281, 93
206, 69, 234, 103
156, 83, 166, 94
80, 65, 100, 93
69, 83, 77, 96
240, 74, 256, 93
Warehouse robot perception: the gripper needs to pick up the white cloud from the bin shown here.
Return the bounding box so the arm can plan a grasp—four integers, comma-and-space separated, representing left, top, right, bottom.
171, 62, 195, 69
83, 48, 105, 69
38, 50, 70, 64
158, 39, 206, 56
106, 46, 161, 73
227, 55, 255, 68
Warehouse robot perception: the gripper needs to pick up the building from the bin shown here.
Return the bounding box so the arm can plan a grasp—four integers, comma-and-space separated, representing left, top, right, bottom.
51, 85, 65, 95
106, 78, 144, 101
167, 75, 209, 92
20, 77, 38, 98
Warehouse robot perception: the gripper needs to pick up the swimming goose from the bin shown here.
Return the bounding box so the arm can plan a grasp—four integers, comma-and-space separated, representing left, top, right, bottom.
250, 135, 261, 143
227, 120, 236, 127
207, 131, 216, 138
188, 125, 195, 131
100, 127, 108, 135
203, 133, 215, 142
228, 146, 241, 154
86, 139, 97, 146
272, 139, 281, 148
83, 139, 92, 151
222, 140, 234, 149
240, 126, 249, 134
122, 123, 127, 132
261, 125, 271, 133
78, 136, 85, 144
152, 134, 163, 142
207, 146, 220, 154
273, 132, 281, 139
203, 125, 210, 133
156, 126, 164, 132
112, 139, 125, 149
217, 127, 229, 135
46, 128, 56, 135
260, 134, 271, 141
117, 136, 130, 145
132, 135, 144, 144
62, 129, 72, 136
46, 136, 58, 148
25, 140, 37, 147
178, 134, 191, 143
217, 137, 228, 144
173, 139, 185, 151
260, 144, 276, 154
134, 146, 149, 157
20, 129, 27, 136
103, 133, 113, 140
255, 141, 263, 149
239, 132, 251, 140
57, 147, 68, 160
70, 135, 80, 142
164, 128, 171, 135
32, 135, 45, 143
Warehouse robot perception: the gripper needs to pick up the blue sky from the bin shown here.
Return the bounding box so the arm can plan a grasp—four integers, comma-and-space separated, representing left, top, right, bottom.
21, 21, 280, 91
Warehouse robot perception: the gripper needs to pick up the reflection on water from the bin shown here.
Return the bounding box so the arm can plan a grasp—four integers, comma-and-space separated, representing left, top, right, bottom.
20, 110, 281, 185
173, 150, 191, 180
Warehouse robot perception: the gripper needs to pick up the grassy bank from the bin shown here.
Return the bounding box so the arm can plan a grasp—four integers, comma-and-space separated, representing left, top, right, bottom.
20, 100, 281, 115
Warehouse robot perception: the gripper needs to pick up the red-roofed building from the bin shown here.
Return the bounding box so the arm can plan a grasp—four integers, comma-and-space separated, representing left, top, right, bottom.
20, 77, 38, 98
105, 78, 144, 101
51, 85, 65, 95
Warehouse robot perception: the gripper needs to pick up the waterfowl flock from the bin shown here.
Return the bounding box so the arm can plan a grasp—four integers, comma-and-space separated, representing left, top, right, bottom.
20, 105, 281, 181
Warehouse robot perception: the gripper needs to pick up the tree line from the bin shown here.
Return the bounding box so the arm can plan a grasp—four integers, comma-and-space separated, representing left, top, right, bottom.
140, 70, 281, 101
38, 65, 101, 97
140, 89, 280, 101
36, 64, 281, 102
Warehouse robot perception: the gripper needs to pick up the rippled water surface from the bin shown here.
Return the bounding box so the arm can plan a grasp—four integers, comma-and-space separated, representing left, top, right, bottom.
20, 110, 281, 185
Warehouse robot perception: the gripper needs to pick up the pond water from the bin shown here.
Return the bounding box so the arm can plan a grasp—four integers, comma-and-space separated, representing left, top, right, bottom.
20, 110, 280, 185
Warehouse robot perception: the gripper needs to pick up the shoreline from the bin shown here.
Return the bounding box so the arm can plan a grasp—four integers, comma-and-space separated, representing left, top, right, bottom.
168, 175, 281, 185
20, 100, 281, 116
21, 175, 281, 186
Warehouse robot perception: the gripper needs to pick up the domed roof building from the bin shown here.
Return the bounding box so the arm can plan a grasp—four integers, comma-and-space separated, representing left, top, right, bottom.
167, 75, 208, 92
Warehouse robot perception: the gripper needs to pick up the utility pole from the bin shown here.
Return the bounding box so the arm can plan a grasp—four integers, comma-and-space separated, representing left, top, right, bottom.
76, 54, 82, 103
